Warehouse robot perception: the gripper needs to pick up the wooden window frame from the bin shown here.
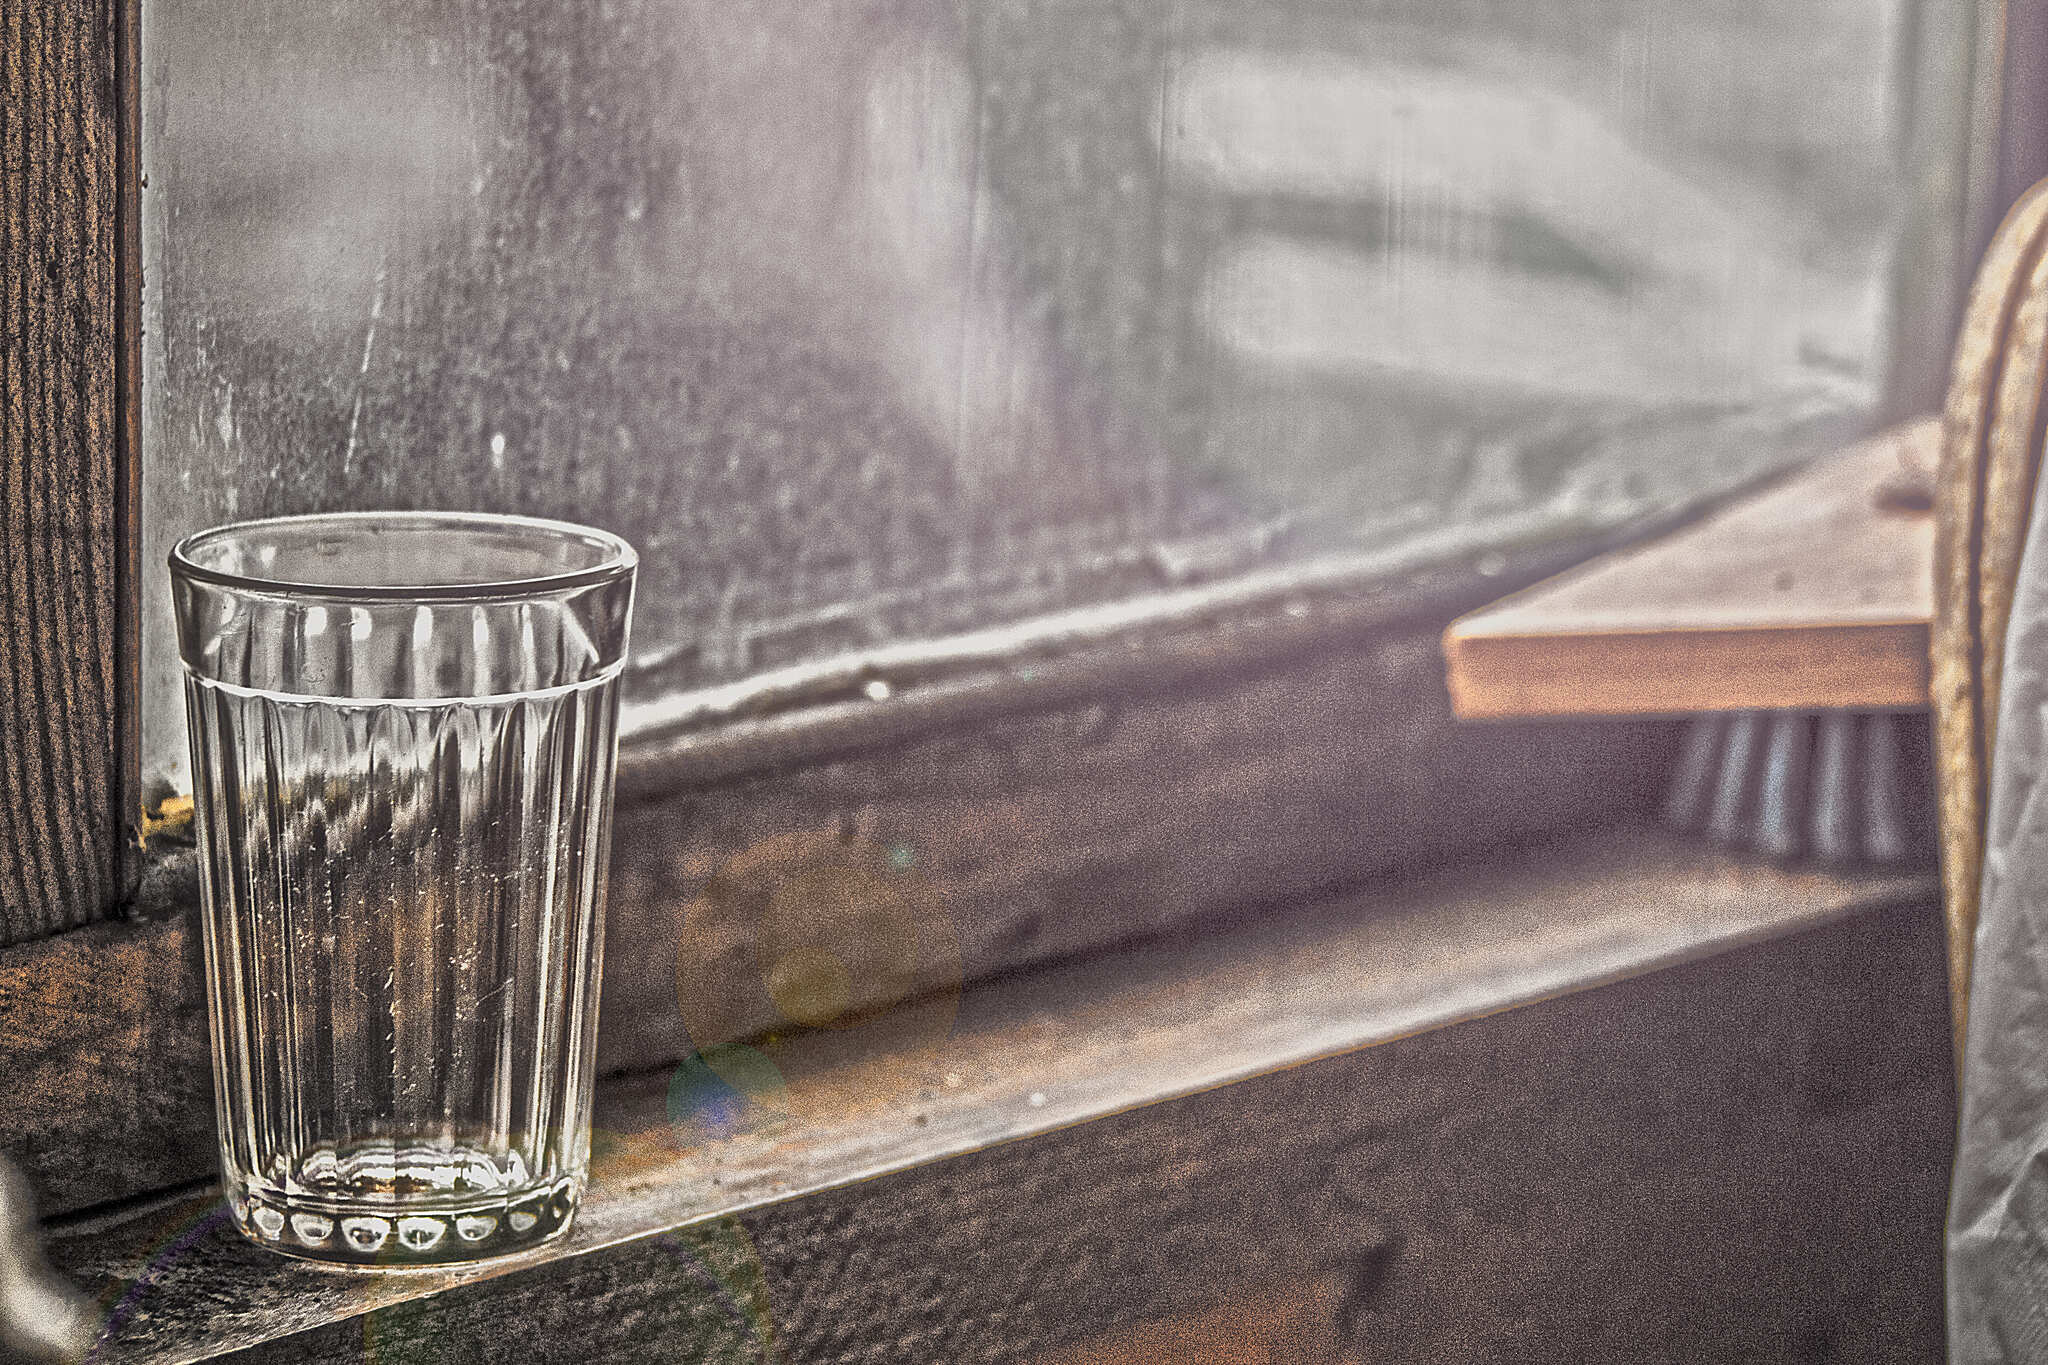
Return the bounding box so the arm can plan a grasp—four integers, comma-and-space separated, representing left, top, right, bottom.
2, 0, 142, 947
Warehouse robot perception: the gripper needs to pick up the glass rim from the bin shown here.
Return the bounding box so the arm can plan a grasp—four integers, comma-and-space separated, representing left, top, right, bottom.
168, 510, 638, 602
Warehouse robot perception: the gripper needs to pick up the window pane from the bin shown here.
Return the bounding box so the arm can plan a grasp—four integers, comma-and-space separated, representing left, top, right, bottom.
141, 0, 1977, 788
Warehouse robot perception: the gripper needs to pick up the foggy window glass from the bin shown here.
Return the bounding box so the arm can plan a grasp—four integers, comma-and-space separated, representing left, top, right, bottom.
141, 0, 1976, 789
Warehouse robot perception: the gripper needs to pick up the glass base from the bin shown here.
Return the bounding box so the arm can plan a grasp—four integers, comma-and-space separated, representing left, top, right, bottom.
227, 1143, 581, 1269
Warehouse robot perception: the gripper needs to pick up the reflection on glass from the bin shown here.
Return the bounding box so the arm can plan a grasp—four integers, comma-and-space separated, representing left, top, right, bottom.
143, 0, 1968, 786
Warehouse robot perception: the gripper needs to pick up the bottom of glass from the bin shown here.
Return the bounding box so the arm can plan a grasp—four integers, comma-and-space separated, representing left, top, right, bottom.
227, 1143, 581, 1269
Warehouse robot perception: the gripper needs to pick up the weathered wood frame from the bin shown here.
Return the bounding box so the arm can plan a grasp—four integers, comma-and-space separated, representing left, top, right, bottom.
1, 0, 141, 947
52, 842, 1956, 1362
10, 549, 1684, 1218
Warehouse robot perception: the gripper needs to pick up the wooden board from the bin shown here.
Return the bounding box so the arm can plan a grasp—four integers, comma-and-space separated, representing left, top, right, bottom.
596, 614, 1674, 1074
46, 828, 1948, 1363
30, 583, 1674, 1221
1444, 419, 1940, 718
0, 0, 137, 944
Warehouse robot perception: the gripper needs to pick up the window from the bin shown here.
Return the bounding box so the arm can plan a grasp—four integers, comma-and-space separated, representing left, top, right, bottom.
0, 0, 1996, 1354
137, 0, 1982, 792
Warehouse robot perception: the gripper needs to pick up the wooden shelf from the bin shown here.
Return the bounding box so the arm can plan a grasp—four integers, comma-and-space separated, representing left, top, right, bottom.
52, 829, 1934, 1363
1444, 419, 1939, 718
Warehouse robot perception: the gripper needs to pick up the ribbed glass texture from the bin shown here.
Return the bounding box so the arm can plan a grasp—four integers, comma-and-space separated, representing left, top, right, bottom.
170, 513, 635, 1268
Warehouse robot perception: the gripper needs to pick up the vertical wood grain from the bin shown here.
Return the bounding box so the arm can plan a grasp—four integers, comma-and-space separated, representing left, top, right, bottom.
0, 0, 135, 944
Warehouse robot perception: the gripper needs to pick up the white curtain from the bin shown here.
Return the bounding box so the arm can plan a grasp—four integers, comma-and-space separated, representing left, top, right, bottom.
1950, 461, 2048, 1358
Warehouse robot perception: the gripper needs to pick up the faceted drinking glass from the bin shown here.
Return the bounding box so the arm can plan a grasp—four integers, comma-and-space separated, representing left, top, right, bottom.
170, 512, 636, 1267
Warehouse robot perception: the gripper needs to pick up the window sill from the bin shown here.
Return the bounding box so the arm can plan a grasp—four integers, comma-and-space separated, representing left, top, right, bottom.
53, 825, 1937, 1363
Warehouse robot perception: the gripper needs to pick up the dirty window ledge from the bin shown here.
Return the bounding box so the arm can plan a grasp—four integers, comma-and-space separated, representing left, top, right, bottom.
54, 824, 1934, 1364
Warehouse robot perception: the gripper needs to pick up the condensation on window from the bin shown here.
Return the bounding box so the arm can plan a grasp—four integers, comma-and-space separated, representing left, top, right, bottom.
140, 0, 1979, 789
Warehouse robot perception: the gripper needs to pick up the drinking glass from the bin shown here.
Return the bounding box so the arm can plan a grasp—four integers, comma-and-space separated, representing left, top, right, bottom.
170, 512, 636, 1267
